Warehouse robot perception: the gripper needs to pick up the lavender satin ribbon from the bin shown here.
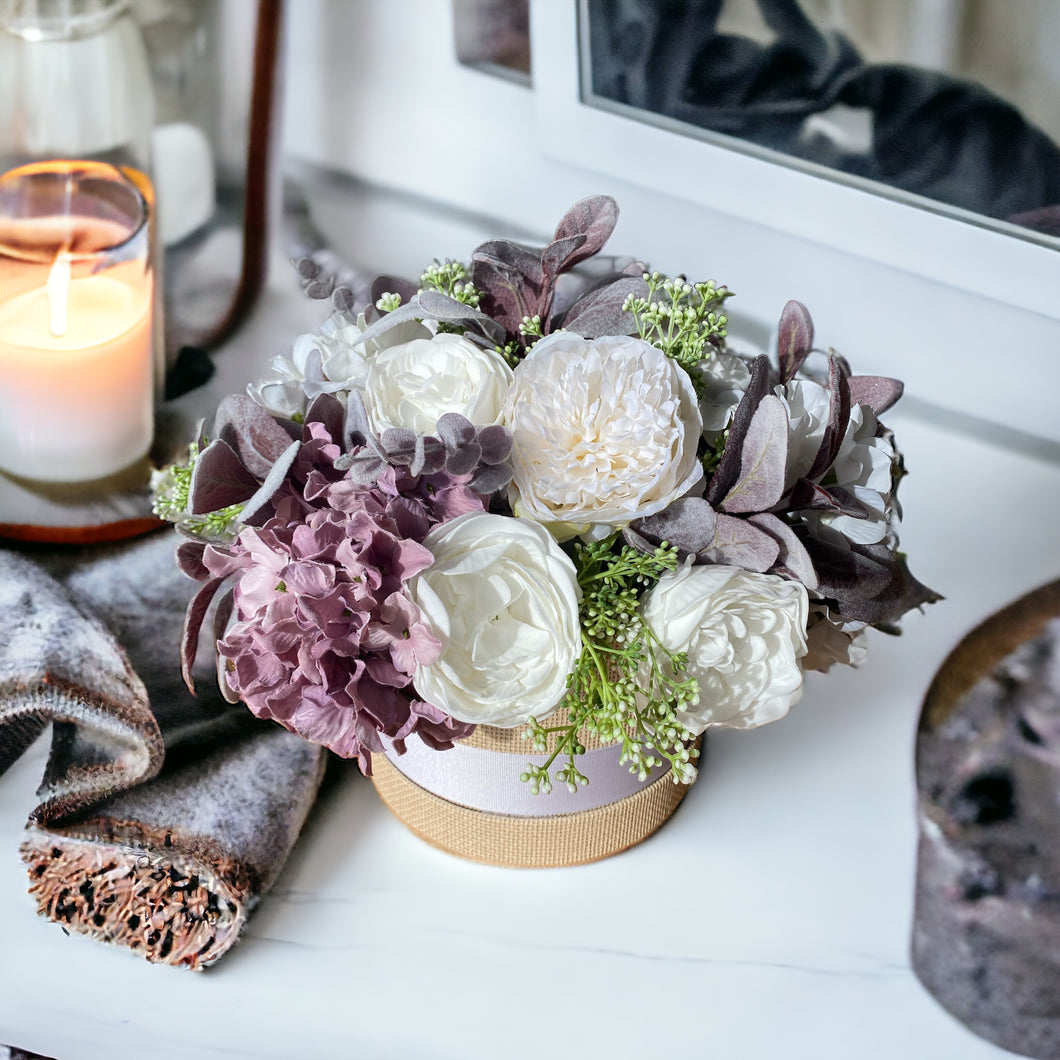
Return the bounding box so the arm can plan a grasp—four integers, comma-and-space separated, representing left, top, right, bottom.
383, 737, 668, 817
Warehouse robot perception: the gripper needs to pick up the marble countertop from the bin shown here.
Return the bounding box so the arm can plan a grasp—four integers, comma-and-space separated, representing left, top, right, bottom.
2, 261, 1059, 1060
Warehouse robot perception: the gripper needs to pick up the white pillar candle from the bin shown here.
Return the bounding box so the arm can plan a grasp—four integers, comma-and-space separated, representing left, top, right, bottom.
0, 162, 154, 483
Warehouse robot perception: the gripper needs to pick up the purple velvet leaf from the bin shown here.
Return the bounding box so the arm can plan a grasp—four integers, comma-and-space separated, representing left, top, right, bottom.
189, 439, 261, 515
420, 438, 447, 475
470, 256, 533, 336
212, 587, 235, 646
473, 239, 544, 283
561, 275, 647, 337
706, 354, 772, 506
469, 463, 513, 494
181, 576, 227, 692
342, 390, 379, 452
371, 274, 418, 308
699, 513, 780, 572
622, 525, 655, 555
632, 497, 718, 555
848, 375, 904, 415
541, 234, 587, 281
241, 439, 300, 524
435, 413, 477, 451
175, 540, 208, 581
339, 450, 387, 485
787, 477, 843, 512
304, 392, 345, 443
445, 442, 481, 477
213, 394, 297, 479
746, 513, 819, 591
476, 424, 512, 465
806, 355, 852, 482
777, 300, 814, 383
339, 299, 426, 352
415, 289, 507, 345
804, 534, 942, 625
719, 395, 788, 514
381, 428, 419, 458
552, 195, 619, 268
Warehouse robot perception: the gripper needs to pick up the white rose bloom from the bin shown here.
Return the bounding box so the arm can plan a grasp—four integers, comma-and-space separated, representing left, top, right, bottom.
408, 512, 581, 727
503, 333, 703, 538
363, 332, 514, 435
642, 563, 809, 733
248, 310, 432, 419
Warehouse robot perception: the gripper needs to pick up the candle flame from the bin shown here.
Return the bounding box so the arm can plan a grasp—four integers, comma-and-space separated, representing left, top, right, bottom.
46, 249, 72, 338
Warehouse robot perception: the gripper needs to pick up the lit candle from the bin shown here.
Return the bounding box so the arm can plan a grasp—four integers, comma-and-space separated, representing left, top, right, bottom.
0, 161, 154, 483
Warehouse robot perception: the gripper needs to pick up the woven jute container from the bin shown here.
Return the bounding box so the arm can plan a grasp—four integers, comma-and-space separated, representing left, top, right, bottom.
371, 710, 698, 868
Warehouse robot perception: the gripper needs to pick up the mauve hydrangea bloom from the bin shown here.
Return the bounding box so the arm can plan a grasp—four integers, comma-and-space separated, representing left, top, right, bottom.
192, 414, 485, 771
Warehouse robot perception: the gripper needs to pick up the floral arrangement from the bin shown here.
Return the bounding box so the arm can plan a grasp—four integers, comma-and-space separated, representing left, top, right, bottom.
153, 196, 938, 796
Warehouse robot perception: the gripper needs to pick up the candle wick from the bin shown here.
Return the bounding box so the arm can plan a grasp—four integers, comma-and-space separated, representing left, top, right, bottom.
47, 249, 72, 338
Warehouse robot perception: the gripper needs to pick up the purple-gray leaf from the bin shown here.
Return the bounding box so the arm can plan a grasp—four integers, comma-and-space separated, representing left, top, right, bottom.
181, 575, 226, 692
719, 395, 788, 514
806, 355, 851, 482
415, 289, 507, 345
213, 394, 296, 479
552, 195, 619, 267
435, 413, 476, 451
632, 497, 718, 555
747, 513, 819, 591
371, 274, 418, 307
241, 440, 300, 524
469, 463, 513, 494
541, 234, 587, 281
699, 513, 780, 572
188, 439, 260, 515
445, 443, 481, 477
561, 275, 647, 337
777, 300, 814, 383
706, 354, 772, 506
380, 428, 419, 458
848, 375, 904, 415
476, 424, 513, 465
304, 392, 345, 444
175, 540, 208, 580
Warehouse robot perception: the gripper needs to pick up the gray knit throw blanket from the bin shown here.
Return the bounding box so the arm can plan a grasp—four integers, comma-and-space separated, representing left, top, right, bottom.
0, 530, 327, 969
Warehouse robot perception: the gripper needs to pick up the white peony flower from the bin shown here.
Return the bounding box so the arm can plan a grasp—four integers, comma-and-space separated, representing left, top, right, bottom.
407, 512, 581, 727
363, 332, 514, 435
503, 332, 703, 538
642, 563, 809, 733
248, 310, 432, 419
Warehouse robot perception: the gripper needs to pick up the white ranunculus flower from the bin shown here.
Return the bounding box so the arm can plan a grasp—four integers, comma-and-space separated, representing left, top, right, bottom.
642, 563, 809, 733
248, 310, 432, 419
363, 332, 514, 435
503, 332, 703, 538
408, 512, 581, 727
700, 350, 752, 442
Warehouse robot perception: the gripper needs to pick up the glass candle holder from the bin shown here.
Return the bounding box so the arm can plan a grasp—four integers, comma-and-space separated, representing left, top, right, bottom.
0, 159, 154, 483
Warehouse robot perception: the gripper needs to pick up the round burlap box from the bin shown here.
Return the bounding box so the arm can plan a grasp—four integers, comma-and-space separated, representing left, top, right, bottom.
371, 711, 698, 868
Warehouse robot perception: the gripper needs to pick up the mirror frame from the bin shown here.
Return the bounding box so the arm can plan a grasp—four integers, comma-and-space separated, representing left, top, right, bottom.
531, 0, 1060, 322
